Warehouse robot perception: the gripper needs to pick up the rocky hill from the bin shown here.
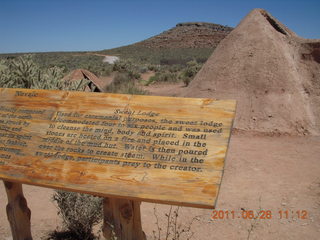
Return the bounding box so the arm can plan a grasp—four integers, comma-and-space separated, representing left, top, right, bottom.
134, 22, 233, 49
100, 22, 234, 64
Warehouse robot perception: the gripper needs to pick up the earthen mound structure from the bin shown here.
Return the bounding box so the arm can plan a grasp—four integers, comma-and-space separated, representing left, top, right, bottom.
183, 9, 320, 135
63, 69, 104, 92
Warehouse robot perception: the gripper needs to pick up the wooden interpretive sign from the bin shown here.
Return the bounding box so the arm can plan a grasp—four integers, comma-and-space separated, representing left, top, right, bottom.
0, 88, 236, 209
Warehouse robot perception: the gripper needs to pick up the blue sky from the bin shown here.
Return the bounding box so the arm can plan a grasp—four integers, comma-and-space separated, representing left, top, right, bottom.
0, 0, 319, 53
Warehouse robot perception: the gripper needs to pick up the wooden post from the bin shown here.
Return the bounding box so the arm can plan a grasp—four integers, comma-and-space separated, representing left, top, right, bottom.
3, 181, 32, 240
103, 197, 146, 240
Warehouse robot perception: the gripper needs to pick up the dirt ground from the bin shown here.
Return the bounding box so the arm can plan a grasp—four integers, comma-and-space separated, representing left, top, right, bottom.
1, 134, 319, 240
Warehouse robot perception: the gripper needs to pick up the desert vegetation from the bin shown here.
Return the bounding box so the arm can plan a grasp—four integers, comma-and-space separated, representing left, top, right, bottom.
0, 51, 205, 89
0, 55, 88, 90
1, 52, 111, 76
0, 48, 206, 239
99, 46, 212, 65
49, 191, 103, 240
106, 72, 146, 94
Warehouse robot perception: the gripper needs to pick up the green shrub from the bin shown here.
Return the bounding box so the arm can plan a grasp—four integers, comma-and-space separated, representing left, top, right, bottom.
124, 82, 146, 95
168, 64, 184, 73
147, 64, 161, 72
106, 72, 146, 95
159, 72, 178, 82
143, 75, 157, 86
112, 59, 141, 80
139, 65, 148, 73
179, 60, 202, 86
145, 71, 178, 85
51, 190, 103, 240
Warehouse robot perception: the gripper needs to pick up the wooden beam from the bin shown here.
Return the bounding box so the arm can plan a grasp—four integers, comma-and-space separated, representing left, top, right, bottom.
3, 181, 32, 240
103, 197, 146, 240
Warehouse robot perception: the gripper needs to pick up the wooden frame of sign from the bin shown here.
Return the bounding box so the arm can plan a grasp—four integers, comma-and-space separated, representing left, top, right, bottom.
0, 88, 236, 240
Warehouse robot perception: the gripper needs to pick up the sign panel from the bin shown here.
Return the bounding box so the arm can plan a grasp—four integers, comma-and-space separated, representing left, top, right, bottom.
0, 88, 236, 208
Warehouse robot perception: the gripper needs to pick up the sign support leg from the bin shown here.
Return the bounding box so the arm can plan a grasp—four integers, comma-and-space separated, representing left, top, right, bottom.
3, 181, 32, 240
103, 197, 146, 240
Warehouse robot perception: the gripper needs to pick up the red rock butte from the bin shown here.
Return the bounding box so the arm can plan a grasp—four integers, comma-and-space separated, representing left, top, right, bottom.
183, 9, 320, 135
